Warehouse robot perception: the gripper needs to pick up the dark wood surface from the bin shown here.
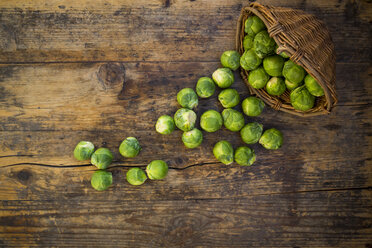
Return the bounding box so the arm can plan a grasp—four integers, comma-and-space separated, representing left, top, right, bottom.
0, 0, 371, 247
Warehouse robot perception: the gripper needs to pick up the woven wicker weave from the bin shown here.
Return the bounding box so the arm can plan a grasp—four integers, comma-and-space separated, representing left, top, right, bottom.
236, 2, 337, 117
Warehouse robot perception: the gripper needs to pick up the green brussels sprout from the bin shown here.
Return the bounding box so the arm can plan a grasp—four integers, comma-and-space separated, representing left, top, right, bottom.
221, 50, 240, 71
290, 85, 315, 111
212, 68, 234, 88
196, 77, 215, 98
119, 137, 141, 158
263, 55, 285, 76
146, 160, 168, 180
240, 122, 263, 144
174, 108, 197, 132
282, 60, 306, 85
182, 128, 203, 149
244, 15, 265, 37
275, 47, 290, 58
91, 170, 113, 191
253, 30, 276, 59
73, 141, 94, 161
304, 74, 324, 97
242, 96, 265, 117
177, 88, 198, 109
155, 115, 175, 135
285, 78, 303, 91
266, 77, 286, 96
200, 110, 223, 133
240, 49, 262, 71
218, 89, 240, 108
213, 140, 234, 165
234, 146, 256, 166
248, 66, 270, 89
243, 35, 254, 51
126, 167, 147, 186
91, 148, 113, 170
259, 128, 283, 150
222, 109, 245, 132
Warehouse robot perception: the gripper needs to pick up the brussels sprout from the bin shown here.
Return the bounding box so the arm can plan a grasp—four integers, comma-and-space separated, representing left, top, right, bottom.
212, 68, 234, 88
146, 160, 168, 180
290, 85, 315, 111
177, 88, 198, 109
234, 146, 256, 166
244, 15, 265, 37
218, 89, 240, 108
266, 77, 286, 96
253, 30, 276, 59
174, 108, 197, 132
155, 115, 175, 135
240, 122, 263, 144
73, 141, 94, 161
282, 60, 306, 85
182, 128, 203, 149
275, 47, 290, 59
91, 148, 113, 170
263, 55, 284, 76
126, 167, 147, 186
196, 77, 215, 98
285, 78, 303, 91
221, 50, 240, 71
243, 35, 254, 51
304, 74, 324, 97
91, 170, 113, 191
213, 140, 234, 165
242, 96, 265, 117
119, 137, 141, 158
259, 128, 283, 150
240, 49, 262, 71
248, 66, 270, 89
200, 110, 223, 133
222, 109, 245, 132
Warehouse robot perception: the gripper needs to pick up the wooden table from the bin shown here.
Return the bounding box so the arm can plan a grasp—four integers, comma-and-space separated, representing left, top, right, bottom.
0, 0, 371, 247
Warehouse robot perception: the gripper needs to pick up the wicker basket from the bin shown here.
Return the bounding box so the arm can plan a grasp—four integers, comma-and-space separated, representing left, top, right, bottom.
236, 2, 337, 117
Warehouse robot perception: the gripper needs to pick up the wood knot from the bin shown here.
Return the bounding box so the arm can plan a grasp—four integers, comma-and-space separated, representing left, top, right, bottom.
97, 63, 125, 89
17, 169, 32, 184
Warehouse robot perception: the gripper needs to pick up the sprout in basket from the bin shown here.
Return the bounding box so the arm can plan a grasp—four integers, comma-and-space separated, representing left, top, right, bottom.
263, 55, 285, 76
200, 110, 223, 133
182, 128, 203, 149
285, 78, 303, 91
213, 140, 234, 165
222, 109, 245, 132
259, 128, 283, 150
221, 50, 241, 71
119, 137, 141, 158
266, 77, 286, 96
146, 160, 168, 180
196, 77, 215, 98
282, 60, 306, 85
174, 108, 197, 132
290, 85, 315, 111
126, 167, 147, 186
74, 141, 94, 161
240, 122, 263, 144
91, 148, 113, 170
177, 88, 198, 109
91, 170, 113, 191
212, 68, 234, 88
275, 47, 290, 59
242, 96, 265, 117
244, 15, 266, 37
155, 115, 175, 135
234, 146, 256, 166
218, 88, 240, 108
248, 66, 270, 89
243, 35, 254, 51
304, 74, 325, 97
253, 30, 276, 59
240, 49, 262, 71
